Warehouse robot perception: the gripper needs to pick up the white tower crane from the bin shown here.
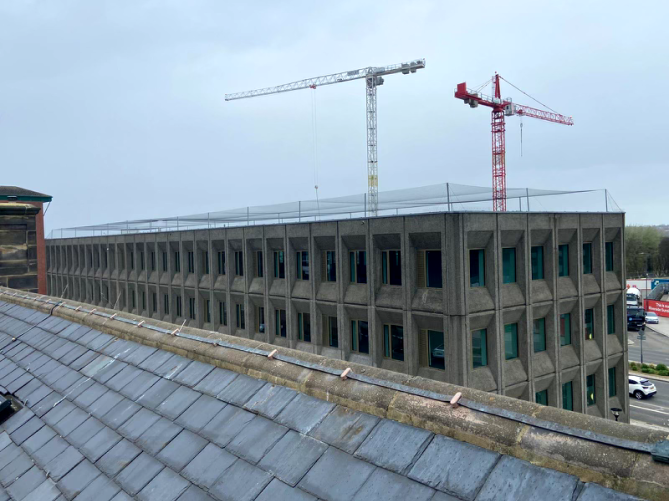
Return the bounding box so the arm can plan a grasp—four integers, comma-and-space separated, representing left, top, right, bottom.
225, 59, 426, 216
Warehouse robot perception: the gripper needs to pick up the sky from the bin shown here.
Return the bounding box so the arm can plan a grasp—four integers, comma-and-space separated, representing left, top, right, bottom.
0, 0, 666, 234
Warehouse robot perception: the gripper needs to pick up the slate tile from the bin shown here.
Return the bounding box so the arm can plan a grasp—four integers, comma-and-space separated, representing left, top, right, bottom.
137, 467, 190, 501
243, 384, 297, 419
0, 432, 9, 453
67, 417, 106, 449
156, 354, 191, 379
22, 425, 57, 454
81, 355, 116, 378
174, 394, 226, 432
115, 452, 164, 496
209, 459, 272, 501
275, 393, 335, 434
156, 386, 200, 420
51, 341, 80, 361
42, 400, 76, 427
475, 456, 579, 501
138, 351, 176, 373
88, 390, 124, 419
136, 417, 183, 455
58, 345, 89, 366
0, 444, 21, 471
0, 452, 33, 487
255, 479, 318, 501
117, 407, 161, 442
354, 419, 432, 474
95, 439, 142, 477
21, 479, 61, 501
32, 392, 62, 418
80, 423, 122, 462
408, 434, 500, 500
258, 431, 327, 486
14, 378, 42, 401
200, 406, 255, 447
308, 405, 380, 454
430, 493, 462, 501
2, 407, 34, 433
101, 339, 134, 359
352, 467, 435, 501
226, 415, 289, 465
171, 360, 214, 387
74, 383, 108, 410
106, 366, 143, 393
176, 485, 216, 501
193, 368, 237, 397
216, 374, 266, 406
576, 482, 641, 501
117, 371, 159, 401
95, 361, 127, 384
56, 459, 101, 500
181, 443, 236, 489
69, 351, 99, 371
52, 371, 84, 394
135, 378, 180, 409
298, 447, 376, 501
45, 446, 84, 481
65, 325, 92, 343
67, 473, 120, 501
120, 344, 156, 366
62, 378, 95, 400
6, 372, 33, 393
156, 429, 208, 472
53, 407, 90, 437
10, 416, 44, 445
6, 466, 46, 501
100, 398, 140, 429
109, 492, 134, 501
33, 436, 69, 468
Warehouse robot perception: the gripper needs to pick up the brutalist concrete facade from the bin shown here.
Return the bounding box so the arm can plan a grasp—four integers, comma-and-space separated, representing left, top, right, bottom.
45, 212, 629, 421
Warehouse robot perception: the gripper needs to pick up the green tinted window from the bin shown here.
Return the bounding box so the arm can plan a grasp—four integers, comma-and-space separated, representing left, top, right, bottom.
472, 329, 487, 368
533, 318, 546, 353
531, 246, 544, 280
504, 323, 518, 360
502, 248, 516, 284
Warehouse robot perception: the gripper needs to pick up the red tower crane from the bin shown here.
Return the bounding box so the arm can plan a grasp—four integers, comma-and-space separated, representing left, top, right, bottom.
454, 74, 573, 211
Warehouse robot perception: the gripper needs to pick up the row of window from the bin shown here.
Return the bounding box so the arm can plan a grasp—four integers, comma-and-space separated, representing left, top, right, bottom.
535, 368, 617, 411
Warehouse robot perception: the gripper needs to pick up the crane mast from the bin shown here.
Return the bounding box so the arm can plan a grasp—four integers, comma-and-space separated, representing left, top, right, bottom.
226, 59, 426, 216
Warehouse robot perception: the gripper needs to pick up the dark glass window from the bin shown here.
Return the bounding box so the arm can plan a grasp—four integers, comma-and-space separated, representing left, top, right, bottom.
351, 320, 369, 354
382, 250, 402, 286
296, 251, 309, 280
609, 367, 616, 397
189, 297, 196, 320
140, 252, 145, 271
562, 381, 573, 411
176, 295, 182, 317
256, 251, 263, 278
472, 329, 488, 368
274, 251, 285, 279
428, 330, 445, 370
256, 307, 265, 332
152, 293, 157, 313
584, 308, 594, 340
531, 246, 544, 280
607, 304, 615, 334
328, 316, 338, 347
350, 251, 367, 284
605, 242, 614, 272
560, 313, 571, 346
558, 244, 569, 277
174, 251, 180, 273
583, 243, 592, 274
235, 252, 244, 276
502, 248, 516, 284
383, 324, 404, 361
219, 301, 227, 326
163, 294, 169, 315
150, 251, 155, 271
470, 249, 485, 287
587, 374, 596, 406
188, 251, 194, 274
275, 309, 286, 337
536, 389, 548, 406
205, 300, 211, 323
236, 303, 245, 329
504, 323, 518, 360
533, 318, 546, 353
217, 251, 226, 275
203, 251, 209, 274
298, 313, 311, 342
426, 251, 442, 288
162, 252, 167, 272
325, 251, 336, 282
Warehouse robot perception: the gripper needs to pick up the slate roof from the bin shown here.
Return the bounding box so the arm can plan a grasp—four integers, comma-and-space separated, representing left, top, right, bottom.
0, 300, 642, 501
0, 187, 51, 202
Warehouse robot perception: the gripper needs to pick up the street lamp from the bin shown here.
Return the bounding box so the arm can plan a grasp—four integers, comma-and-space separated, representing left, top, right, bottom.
610, 407, 622, 422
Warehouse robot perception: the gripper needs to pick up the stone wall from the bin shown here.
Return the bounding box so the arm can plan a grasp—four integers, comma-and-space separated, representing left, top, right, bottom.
0, 204, 40, 292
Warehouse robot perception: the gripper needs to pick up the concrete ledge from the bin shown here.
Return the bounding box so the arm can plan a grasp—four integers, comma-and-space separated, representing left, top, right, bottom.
1, 287, 668, 500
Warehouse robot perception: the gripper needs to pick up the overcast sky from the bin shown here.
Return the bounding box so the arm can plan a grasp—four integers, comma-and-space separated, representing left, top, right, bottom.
1, 0, 666, 234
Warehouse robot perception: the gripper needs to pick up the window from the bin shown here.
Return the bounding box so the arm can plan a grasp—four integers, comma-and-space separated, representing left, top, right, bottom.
502, 248, 516, 284
219, 301, 227, 326
531, 246, 544, 280
562, 381, 573, 411
140, 251, 145, 271
607, 304, 615, 335
255, 306, 265, 332
426, 251, 442, 288
427, 330, 445, 370
152, 293, 157, 313
255, 251, 263, 278
130, 251, 134, 270
558, 244, 569, 277
174, 251, 181, 273
205, 300, 211, 323
235, 251, 244, 276
383, 324, 404, 361
296, 251, 309, 280
188, 251, 195, 274
504, 323, 518, 360
350, 251, 367, 284
151, 251, 156, 271
609, 367, 616, 397
298, 313, 311, 342
583, 243, 592, 274
381, 250, 401, 286
189, 297, 196, 320
560, 313, 571, 346
142, 291, 146, 310
217, 251, 226, 275
584, 308, 594, 340
131, 290, 136, 308
470, 249, 485, 287
605, 242, 614, 272
324, 251, 336, 282
236, 303, 245, 329
327, 316, 338, 347
274, 251, 285, 279
162, 252, 167, 272
472, 329, 488, 368
203, 251, 209, 274
95, 250, 100, 268
275, 309, 286, 337
176, 295, 182, 317
533, 318, 546, 353
104, 251, 108, 269
535, 389, 548, 406
586, 374, 596, 406
351, 320, 369, 354
163, 294, 169, 315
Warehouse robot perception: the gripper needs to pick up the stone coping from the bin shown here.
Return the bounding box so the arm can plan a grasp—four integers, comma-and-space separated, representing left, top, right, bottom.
1, 287, 668, 500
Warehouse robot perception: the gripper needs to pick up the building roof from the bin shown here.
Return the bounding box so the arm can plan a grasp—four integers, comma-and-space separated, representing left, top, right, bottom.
0, 296, 662, 500
0, 186, 52, 202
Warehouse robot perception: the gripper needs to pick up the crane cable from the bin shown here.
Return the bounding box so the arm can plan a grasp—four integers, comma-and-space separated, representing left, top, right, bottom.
311, 89, 321, 219
499, 76, 559, 113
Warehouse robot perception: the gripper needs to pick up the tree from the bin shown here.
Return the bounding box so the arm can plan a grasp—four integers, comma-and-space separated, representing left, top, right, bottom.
625, 226, 662, 278
658, 237, 669, 276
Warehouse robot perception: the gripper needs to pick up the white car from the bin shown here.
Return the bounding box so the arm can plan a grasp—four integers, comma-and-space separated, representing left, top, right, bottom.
645, 312, 659, 324
629, 375, 657, 400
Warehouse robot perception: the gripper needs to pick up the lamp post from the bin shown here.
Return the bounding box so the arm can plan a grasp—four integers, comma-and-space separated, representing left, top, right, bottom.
610, 407, 622, 422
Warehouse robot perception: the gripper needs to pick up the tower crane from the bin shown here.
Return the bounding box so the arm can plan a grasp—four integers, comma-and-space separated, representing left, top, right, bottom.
454, 74, 573, 211
225, 59, 426, 216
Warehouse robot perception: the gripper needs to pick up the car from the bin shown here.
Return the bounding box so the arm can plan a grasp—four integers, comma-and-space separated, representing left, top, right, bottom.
645, 312, 659, 324
627, 307, 646, 331
629, 375, 657, 400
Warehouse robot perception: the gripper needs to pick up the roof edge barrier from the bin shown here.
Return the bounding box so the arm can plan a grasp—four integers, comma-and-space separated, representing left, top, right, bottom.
0, 286, 666, 500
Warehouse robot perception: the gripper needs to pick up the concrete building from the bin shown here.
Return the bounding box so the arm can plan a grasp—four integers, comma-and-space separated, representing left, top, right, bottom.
45, 211, 629, 421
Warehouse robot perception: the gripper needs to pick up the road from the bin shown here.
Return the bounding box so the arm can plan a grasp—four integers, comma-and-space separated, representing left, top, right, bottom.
628, 326, 669, 366
630, 378, 669, 428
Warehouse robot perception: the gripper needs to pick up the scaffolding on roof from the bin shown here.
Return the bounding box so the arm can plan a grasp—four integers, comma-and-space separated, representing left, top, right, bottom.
48, 182, 622, 239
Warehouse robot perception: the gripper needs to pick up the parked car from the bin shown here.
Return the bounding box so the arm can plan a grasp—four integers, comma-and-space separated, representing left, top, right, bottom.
645, 312, 659, 324
629, 375, 657, 400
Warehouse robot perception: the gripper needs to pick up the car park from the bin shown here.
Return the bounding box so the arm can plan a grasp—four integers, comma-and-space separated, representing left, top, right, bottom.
629, 375, 657, 399
645, 311, 659, 324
